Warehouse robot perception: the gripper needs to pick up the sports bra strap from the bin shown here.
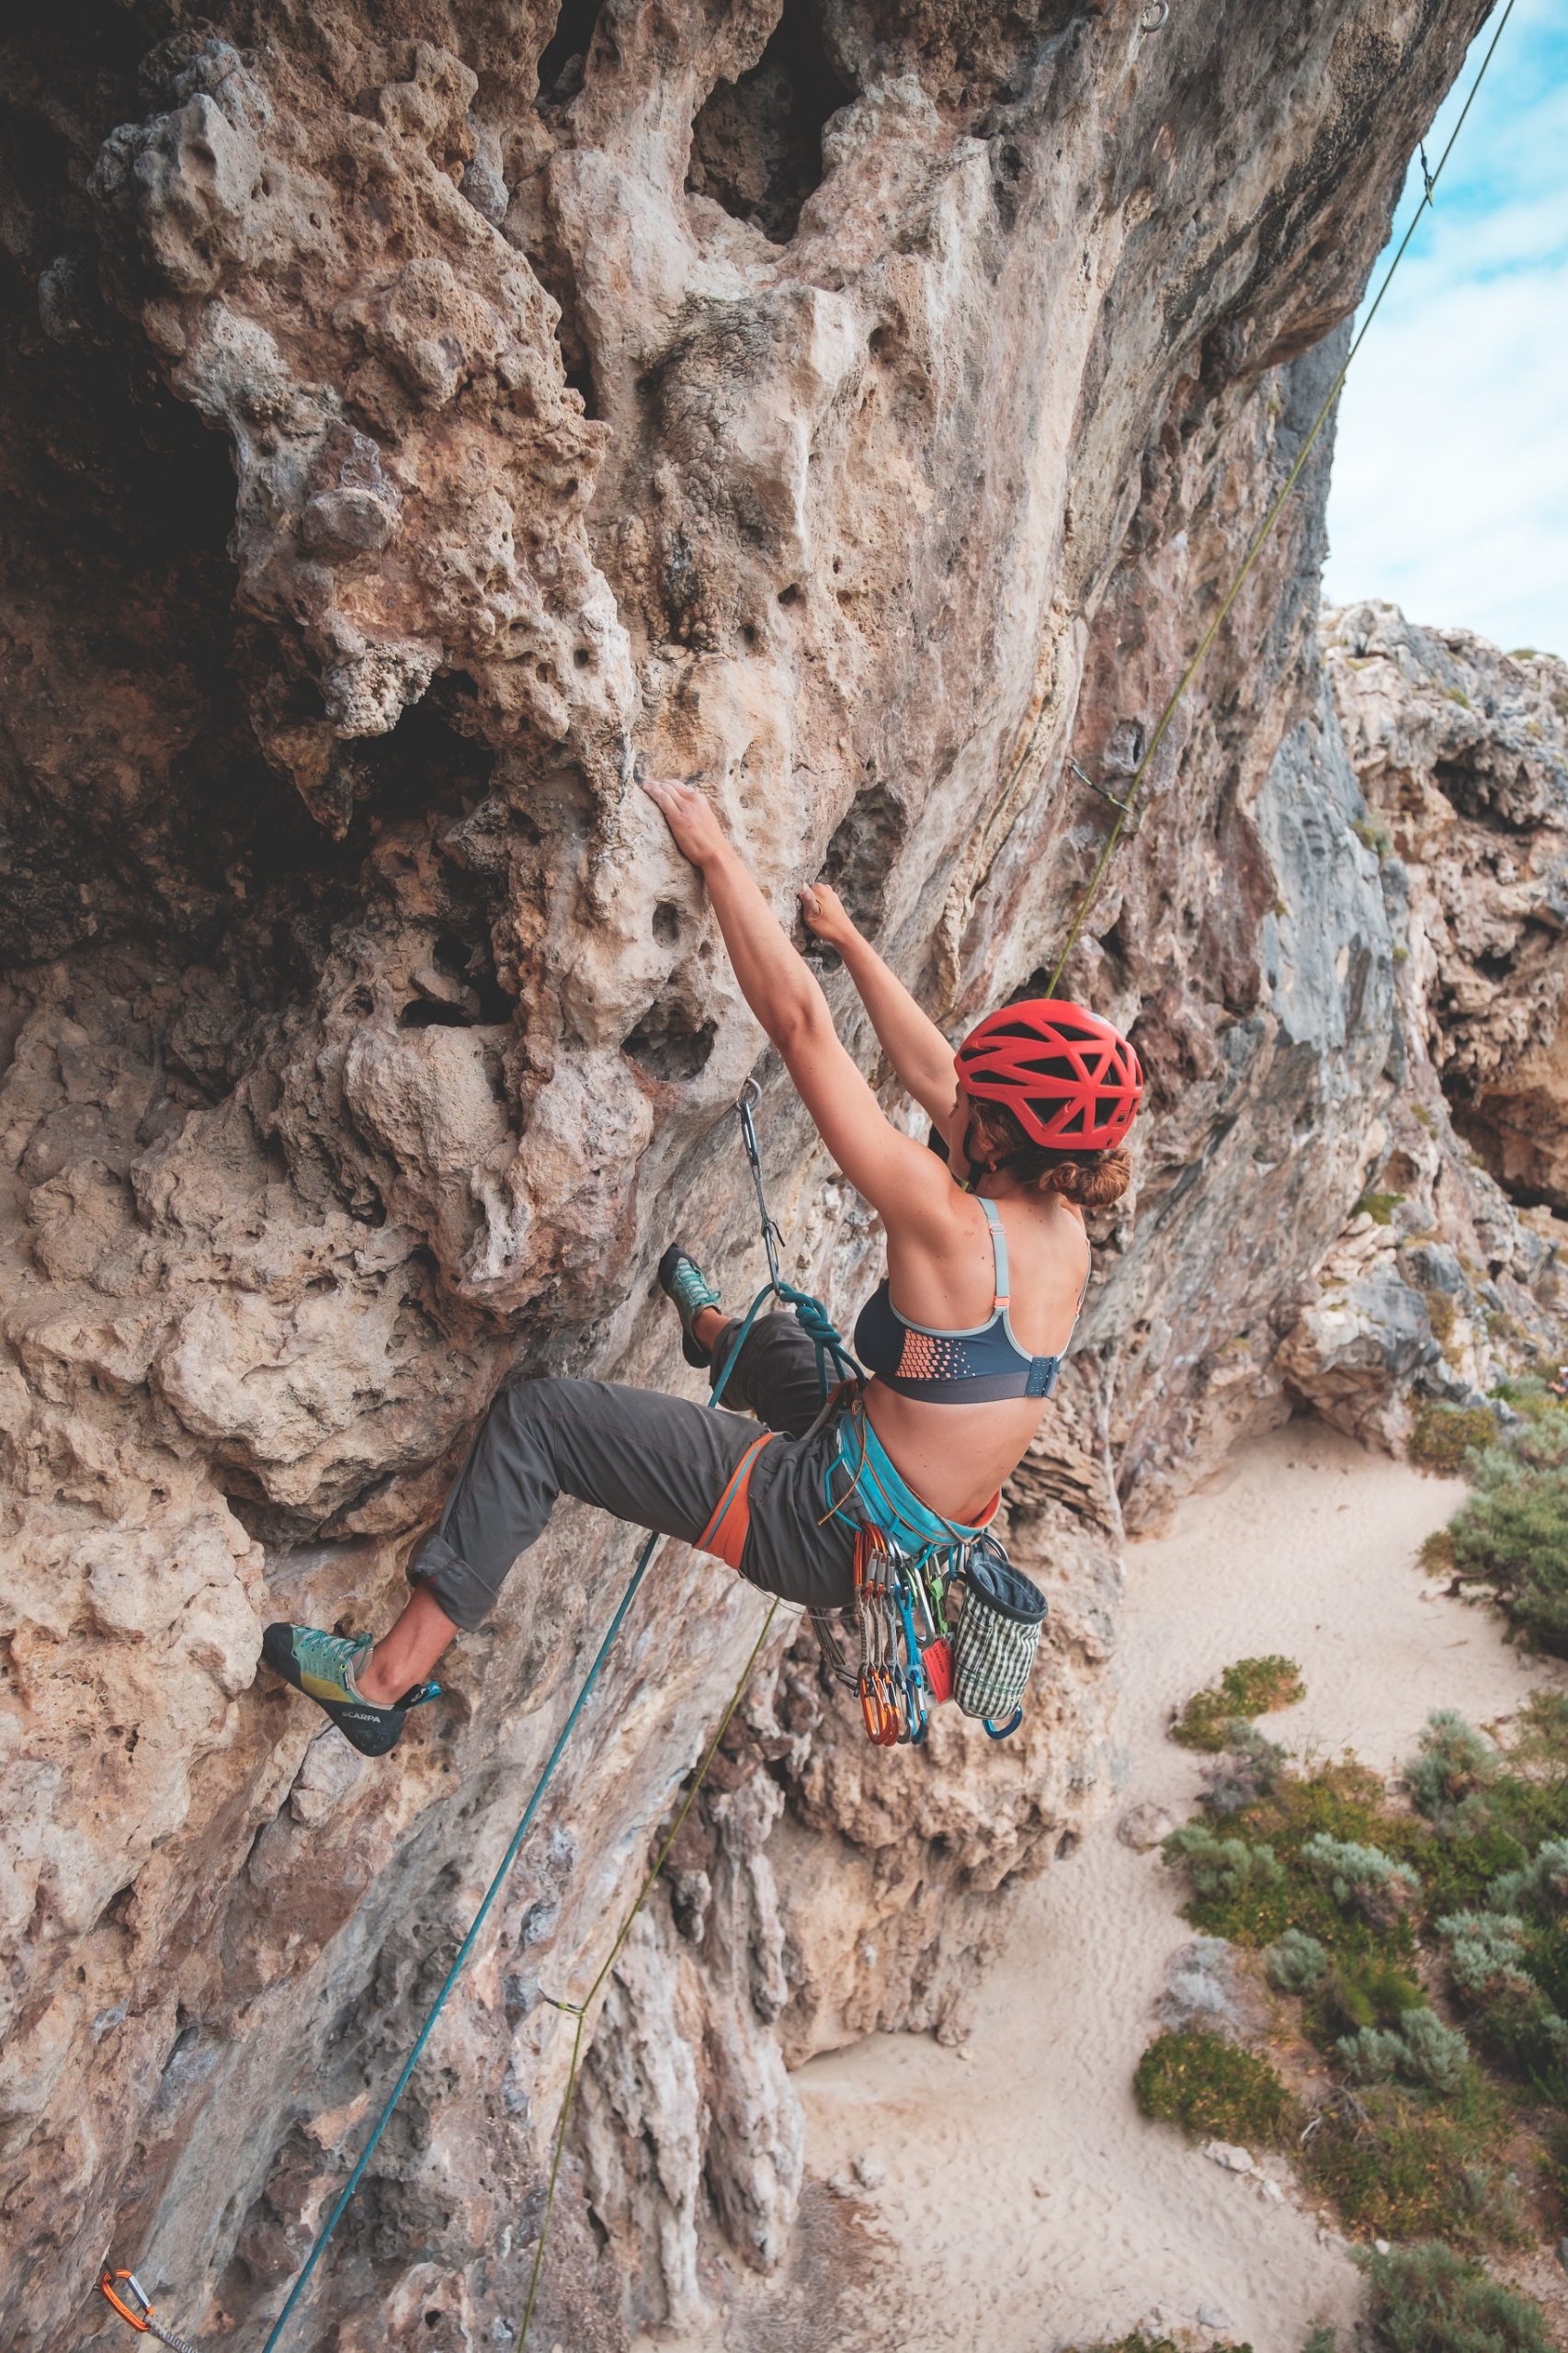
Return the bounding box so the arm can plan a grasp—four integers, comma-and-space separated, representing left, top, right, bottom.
978, 1195, 1009, 1308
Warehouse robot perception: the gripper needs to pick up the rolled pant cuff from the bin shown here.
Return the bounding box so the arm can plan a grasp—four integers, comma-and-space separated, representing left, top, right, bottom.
407, 1531, 492, 1633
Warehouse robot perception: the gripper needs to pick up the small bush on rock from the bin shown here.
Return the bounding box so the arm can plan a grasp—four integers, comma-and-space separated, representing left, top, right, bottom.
1411, 1404, 1497, 1475
1355, 2239, 1555, 2352
1172, 1655, 1304, 1750
1133, 2027, 1296, 2145
1267, 1927, 1329, 1993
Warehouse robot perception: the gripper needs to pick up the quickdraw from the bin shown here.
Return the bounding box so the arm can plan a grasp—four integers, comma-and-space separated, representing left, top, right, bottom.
851, 1527, 938, 1747
99, 2273, 201, 2353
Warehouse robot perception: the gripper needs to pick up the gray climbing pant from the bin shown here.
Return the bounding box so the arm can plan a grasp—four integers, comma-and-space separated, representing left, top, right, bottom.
407, 1313, 858, 1631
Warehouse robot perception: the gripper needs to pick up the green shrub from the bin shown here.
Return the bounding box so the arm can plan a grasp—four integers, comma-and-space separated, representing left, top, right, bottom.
1506, 1688, 1568, 1770
1301, 2085, 1524, 2246
1301, 2332, 1336, 2353
1488, 1838, 1568, 1921
1335, 2024, 1412, 2085
1201, 1721, 1290, 1816
1316, 1953, 1426, 2037
1355, 1189, 1405, 1225
1411, 1404, 1497, 1475
1132, 2028, 1296, 2145
1449, 1449, 1568, 1654
1301, 1834, 1421, 1927
1405, 1711, 1501, 1818
1418, 1817, 1530, 1916
1521, 1915, 1568, 2014
1471, 1981, 1568, 2104
1171, 1654, 1305, 1750
1335, 2010, 1470, 2095
1174, 1762, 1424, 1950
1267, 1927, 1329, 1993
1356, 2239, 1555, 2352
1398, 2008, 1472, 2093
1436, 1911, 1530, 1999
1162, 1823, 1285, 1904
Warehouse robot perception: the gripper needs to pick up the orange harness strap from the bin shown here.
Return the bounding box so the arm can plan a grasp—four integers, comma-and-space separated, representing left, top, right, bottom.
695, 1433, 778, 1570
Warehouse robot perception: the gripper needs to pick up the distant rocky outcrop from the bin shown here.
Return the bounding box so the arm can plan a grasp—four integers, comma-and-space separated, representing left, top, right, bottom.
1273, 607, 1567, 1451
3, 5, 1557, 2351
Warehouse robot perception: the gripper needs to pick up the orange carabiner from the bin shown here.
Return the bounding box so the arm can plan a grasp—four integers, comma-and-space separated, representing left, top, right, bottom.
101, 2273, 154, 2332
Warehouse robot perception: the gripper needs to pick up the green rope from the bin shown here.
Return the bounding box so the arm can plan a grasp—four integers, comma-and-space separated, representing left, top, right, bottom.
514, 1595, 780, 2350
1043, 0, 1517, 995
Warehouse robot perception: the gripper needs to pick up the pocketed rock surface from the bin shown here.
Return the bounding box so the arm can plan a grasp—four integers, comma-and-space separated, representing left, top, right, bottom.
1, 4, 1562, 2348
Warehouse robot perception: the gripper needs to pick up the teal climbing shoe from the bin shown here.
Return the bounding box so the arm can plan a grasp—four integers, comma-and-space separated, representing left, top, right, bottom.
658, 1243, 723, 1369
261, 1622, 440, 1757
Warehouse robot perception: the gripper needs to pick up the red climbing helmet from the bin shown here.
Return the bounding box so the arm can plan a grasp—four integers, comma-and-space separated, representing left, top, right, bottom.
955, 998, 1143, 1152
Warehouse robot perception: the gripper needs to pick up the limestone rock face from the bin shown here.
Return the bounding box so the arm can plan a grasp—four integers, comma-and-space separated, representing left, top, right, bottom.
2, 4, 1559, 2350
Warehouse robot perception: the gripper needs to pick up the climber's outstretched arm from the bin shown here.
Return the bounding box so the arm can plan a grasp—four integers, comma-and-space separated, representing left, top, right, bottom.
640, 778, 951, 1230
799, 880, 959, 1132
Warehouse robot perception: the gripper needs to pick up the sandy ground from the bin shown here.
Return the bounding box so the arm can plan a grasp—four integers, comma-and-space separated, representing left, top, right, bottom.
777, 1418, 1568, 2352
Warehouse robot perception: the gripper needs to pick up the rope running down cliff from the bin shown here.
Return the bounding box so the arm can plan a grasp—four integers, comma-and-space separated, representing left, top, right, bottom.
1042, 0, 1517, 995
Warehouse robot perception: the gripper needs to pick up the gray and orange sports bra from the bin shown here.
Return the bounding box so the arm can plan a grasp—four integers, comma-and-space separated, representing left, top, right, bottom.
853, 1195, 1085, 1404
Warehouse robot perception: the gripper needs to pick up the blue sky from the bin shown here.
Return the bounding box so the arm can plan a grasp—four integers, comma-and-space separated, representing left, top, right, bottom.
1322, 0, 1568, 657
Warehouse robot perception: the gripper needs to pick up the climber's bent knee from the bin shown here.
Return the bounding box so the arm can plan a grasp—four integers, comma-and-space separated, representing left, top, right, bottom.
405, 1372, 765, 1631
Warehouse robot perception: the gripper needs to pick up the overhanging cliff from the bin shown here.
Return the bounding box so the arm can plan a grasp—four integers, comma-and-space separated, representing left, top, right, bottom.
3, 4, 1562, 2347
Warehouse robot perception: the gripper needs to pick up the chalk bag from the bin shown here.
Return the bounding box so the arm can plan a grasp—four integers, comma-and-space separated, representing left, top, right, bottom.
950, 1541, 1049, 1736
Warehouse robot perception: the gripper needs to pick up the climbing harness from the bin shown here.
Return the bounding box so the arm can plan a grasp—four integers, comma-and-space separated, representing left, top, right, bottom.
1040, 0, 1517, 996
815, 1397, 1048, 1743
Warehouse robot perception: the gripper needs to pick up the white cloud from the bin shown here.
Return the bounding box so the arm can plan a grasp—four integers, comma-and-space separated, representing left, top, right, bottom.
1324, 238, 1568, 655
1322, 6, 1568, 654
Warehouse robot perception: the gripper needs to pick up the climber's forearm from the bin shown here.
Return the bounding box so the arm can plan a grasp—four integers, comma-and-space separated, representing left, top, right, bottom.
701, 845, 827, 1047
835, 929, 960, 1129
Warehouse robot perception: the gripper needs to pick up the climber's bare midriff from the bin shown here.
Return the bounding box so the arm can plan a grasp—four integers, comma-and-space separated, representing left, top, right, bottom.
865, 1187, 1086, 1522
862, 1380, 1049, 1526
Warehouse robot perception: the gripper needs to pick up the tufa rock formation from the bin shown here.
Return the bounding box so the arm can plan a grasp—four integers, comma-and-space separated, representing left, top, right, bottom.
1, 2, 1561, 2347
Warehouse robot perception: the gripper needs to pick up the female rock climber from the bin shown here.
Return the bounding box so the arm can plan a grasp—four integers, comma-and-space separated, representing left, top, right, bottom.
262, 776, 1143, 1756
